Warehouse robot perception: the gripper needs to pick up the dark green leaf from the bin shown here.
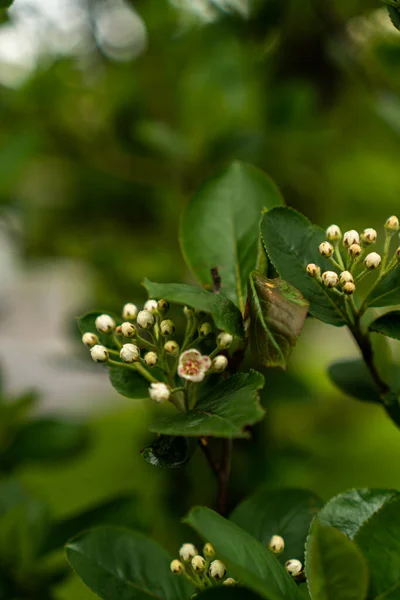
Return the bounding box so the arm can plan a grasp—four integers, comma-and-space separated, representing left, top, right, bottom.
66, 526, 193, 600
197, 589, 264, 599
388, 5, 400, 30
247, 272, 309, 368
180, 161, 283, 313
328, 359, 381, 404
76, 311, 122, 349
143, 280, 244, 339
231, 488, 322, 564
109, 365, 154, 399
305, 522, 369, 600
261, 207, 347, 327
184, 507, 301, 600
370, 310, 400, 340
142, 435, 195, 468
367, 268, 400, 308
317, 488, 399, 540
0, 1, 13, 10
150, 370, 265, 438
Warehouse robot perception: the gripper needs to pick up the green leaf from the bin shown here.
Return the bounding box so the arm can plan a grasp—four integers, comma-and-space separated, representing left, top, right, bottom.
142, 435, 195, 468
305, 522, 369, 600
184, 507, 301, 600
230, 488, 322, 564
0, 0, 13, 9
367, 268, 400, 308
150, 370, 265, 438
143, 280, 244, 338
317, 488, 399, 540
180, 161, 283, 314
76, 311, 122, 349
247, 272, 309, 369
388, 5, 400, 30
109, 365, 154, 399
261, 207, 347, 327
66, 526, 193, 600
369, 310, 400, 340
197, 589, 264, 599
328, 359, 381, 404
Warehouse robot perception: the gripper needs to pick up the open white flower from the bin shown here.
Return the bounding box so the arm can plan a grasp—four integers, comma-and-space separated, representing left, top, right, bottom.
178, 349, 211, 382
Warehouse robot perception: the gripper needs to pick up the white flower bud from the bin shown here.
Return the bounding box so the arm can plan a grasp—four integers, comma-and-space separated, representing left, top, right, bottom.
122, 303, 138, 320
343, 282, 356, 295
326, 224, 342, 242
82, 332, 99, 348
223, 578, 237, 587
199, 322, 212, 337
365, 252, 382, 270
164, 340, 179, 355
179, 543, 198, 562
170, 560, 184, 575
157, 299, 169, 313
307, 264, 320, 278
348, 243, 362, 258
343, 230, 360, 247
149, 382, 170, 403
160, 319, 175, 336
322, 271, 339, 288
319, 241, 334, 257
213, 355, 228, 372
95, 314, 116, 334
191, 555, 206, 573
144, 299, 158, 313
209, 560, 226, 580
217, 332, 233, 349
285, 559, 303, 578
121, 322, 136, 338
385, 215, 399, 232
269, 535, 285, 554
120, 343, 140, 363
339, 271, 353, 285
137, 310, 155, 329
144, 351, 158, 367
90, 345, 109, 363
203, 543, 215, 558
362, 228, 377, 244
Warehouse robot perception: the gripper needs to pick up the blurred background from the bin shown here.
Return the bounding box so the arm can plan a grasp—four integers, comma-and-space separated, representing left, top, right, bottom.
0, 0, 400, 597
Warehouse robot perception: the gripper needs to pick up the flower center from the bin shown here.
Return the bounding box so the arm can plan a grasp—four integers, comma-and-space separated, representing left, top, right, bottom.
183, 359, 200, 375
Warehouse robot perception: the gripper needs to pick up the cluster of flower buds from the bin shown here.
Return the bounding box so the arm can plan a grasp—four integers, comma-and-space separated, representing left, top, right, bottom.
268, 534, 304, 580
170, 543, 236, 588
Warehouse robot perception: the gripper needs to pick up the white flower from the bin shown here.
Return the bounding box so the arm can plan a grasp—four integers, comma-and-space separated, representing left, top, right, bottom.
362, 228, 377, 244
144, 299, 158, 313
343, 282, 356, 295
121, 322, 136, 338
203, 543, 215, 558
348, 243, 362, 258
326, 224, 342, 241
164, 340, 179, 355
144, 351, 158, 367
339, 271, 353, 285
191, 555, 206, 572
385, 215, 399, 232
170, 560, 184, 575
223, 578, 237, 587
160, 319, 175, 336
343, 230, 360, 247
120, 343, 140, 363
82, 332, 99, 348
318, 241, 334, 257
178, 349, 212, 382
209, 560, 226, 580
285, 559, 303, 577
307, 263, 320, 278
322, 271, 339, 288
217, 332, 233, 349
179, 543, 198, 562
213, 355, 228, 372
122, 303, 138, 320
364, 252, 382, 269
149, 382, 170, 403
137, 310, 155, 329
95, 314, 116, 334
269, 535, 285, 554
90, 345, 109, 363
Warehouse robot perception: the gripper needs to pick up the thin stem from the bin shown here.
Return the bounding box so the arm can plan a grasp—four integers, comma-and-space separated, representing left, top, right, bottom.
108, 359, 158, 383
381, 231, 392, 272
334, 244, 345, 271
328, 256, 343, 271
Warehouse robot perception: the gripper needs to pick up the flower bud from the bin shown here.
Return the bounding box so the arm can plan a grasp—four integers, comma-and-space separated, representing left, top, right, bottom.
343, 282, 356, 295
122, 303, 138, 320
326, 224, 342, 242
184, 306, 194, 318
149, 382, 170, 403
343, 230, 360, 247
90, 345, 109, 363
144, 351, 158, 367
164, 340, 179, 355
120, 343, 140, 363
160, 319, 175, 336
307, 264, 320, 278
361, 228, 377, 244
285, 559, 303, 578
319, 241, 334, 258
217, 332, 233, 349
223, 578, 237, 587
203, 543, 215, 558
198, 322, 212, 338
213, 355, 228, 372
322, 271, 339, 288
179, 543, 198, 562
209, 560, 226, 580
269, 535, 285, 554
144, 299, 158, 313
339, 271, 353, 285
348, 243, 362, 258
157, 299, 169, 313
365, 252, 382, 270
137, 310, 155, 329
95, 314, 116, 334
115, 326, 122, 335
385, 215, 399, 232
191, 555, 206, 573
121, 322, 136, 338
82, 332, 99, 348
170, 560, 184, 575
